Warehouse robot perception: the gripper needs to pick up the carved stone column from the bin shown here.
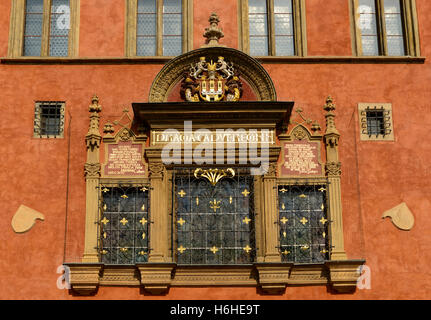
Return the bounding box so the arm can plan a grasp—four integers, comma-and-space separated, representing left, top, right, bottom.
262, 162, 281, 263
82, 95, 103, 263
323, 96, 347, 261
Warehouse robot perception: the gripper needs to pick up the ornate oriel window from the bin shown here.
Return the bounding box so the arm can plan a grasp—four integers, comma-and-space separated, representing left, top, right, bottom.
278, 184, 330, 263
350, 0, 420, 56
98, 184, 150, 264
33, 101, 65, 138
125, 0, 193, 57
358, 103, 394, 141
238, 0, 307, 56
173, 168, 256, 265
8, 0, 80, 57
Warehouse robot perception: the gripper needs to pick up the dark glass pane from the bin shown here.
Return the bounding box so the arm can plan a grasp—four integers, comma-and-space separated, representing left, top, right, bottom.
100, 185, 150, 264
174, 168, 255, 265
278, 185, 329, 263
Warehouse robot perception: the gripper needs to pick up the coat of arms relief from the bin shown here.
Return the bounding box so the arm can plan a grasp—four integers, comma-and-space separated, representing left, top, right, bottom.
180, 56, 243, 102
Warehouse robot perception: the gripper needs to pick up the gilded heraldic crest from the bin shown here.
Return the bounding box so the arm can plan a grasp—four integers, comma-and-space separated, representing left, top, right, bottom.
180, 56, 243, 102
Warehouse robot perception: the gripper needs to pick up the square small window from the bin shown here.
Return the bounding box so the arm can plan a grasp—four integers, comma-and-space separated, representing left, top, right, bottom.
33, 101, 65, 138
358, 103, 394, 141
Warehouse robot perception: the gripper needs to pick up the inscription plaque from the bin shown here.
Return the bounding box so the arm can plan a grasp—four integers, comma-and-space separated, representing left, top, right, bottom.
104, 141, 145, 176
281, 140, 322, 176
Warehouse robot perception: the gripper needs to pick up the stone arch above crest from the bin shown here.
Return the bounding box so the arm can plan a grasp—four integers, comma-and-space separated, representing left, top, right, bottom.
148, 47, 277, 102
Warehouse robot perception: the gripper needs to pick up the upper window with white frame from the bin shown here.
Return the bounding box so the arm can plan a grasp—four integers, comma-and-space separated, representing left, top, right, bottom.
239, 0, 307, 57
126, 0, 193, 57
351, 0, 420, 56
8, 0, 79, 57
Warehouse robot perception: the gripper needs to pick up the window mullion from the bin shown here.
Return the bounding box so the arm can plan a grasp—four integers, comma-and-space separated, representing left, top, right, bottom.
41, 0, 51, 56
267, 0, 276, 56
156, 0, 163, 56
376, 0, 387, 55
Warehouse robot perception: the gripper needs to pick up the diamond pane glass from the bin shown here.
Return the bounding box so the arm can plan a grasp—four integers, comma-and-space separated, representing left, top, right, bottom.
278, 185, 329, 263
250, 37, 268, 56
274, 0, 293, 13
387, 36, 405, 56
359, 13, 378, 35
163, 36, 182, 56
26, 0, 44, 13
138, 0, 156, 13
24, 36, 42, 56
175, 168, 255, 265
384, 0, 401, 13
385, 14, 403, 35
24, 14, 43, 36
275, 14, 293, 35
137, 14, 156, 35
249, 0, 267, 13
49, 36, 69, 56
275, 36, 294, 56
358, 0, 376, 13
163, 0, 181, 13
163, 13, 182, 35
249, 14, 267, 36
100, 185, 150, 264
361, 35, 379, 55
137, 36, 156, 56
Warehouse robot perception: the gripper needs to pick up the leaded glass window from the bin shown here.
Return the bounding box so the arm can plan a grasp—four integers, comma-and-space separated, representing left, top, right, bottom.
23, 0, 71, 57
278, 185, 330, 263
136, 0, 182, 56
355, 0, 407, 56
99, 185, 150, 264
174, 168, 255, 265
248, 0, 296, 56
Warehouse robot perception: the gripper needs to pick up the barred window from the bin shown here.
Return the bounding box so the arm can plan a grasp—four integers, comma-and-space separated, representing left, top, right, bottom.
99, 185, 150, 264
33, 101, 65, 138
278, 184, 330, 263
23, 0, 71, 57
174, 168, 256, 265
352, 0, 420, 56
358, 103, 394, 141
241, 0, 306, 57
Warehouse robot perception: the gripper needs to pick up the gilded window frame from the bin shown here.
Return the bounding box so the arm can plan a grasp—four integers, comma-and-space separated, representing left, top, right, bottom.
8, 0, 80, 58
238, 0, 307, 57
125, 0, 193, 57
349, 0, 420, 56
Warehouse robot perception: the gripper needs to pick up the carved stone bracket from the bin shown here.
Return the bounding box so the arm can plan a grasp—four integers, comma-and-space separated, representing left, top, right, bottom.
68, 263, 103, 296
137, 263, 176, 295
255, 263, 292, 294
325, 260, 366, 293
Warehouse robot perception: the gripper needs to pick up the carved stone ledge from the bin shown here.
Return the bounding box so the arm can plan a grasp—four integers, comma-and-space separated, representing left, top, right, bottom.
325, 260, 366, 293
137, 263, 176, 295
67, 263, 103, 296
255, 263, 292, 294
288, 264, 329, 285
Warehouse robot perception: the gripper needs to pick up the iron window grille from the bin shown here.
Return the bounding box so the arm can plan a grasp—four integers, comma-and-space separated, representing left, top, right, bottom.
33, 101, 65, 138
173, 167, 256, 265
277, 183, 330, 263
98, 183, 151, 265
361, 107, 392, 137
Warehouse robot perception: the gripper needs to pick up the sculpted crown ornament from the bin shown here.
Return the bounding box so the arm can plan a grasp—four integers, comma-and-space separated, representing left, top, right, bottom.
180, 56, 243, 102
203, 13, 225, 47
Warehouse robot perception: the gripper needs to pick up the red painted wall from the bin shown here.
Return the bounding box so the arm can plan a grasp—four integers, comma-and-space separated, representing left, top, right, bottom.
0, 0, 430, 300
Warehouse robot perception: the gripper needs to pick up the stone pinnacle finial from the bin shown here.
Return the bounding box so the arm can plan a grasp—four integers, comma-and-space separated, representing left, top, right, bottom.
202, 13, 226, 47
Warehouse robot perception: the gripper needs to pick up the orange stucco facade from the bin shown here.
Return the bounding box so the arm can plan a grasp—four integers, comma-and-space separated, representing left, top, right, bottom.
0, 0, 430, 300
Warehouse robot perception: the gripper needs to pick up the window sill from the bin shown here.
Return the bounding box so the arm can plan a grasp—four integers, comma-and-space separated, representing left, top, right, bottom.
0, 56, 425, 65
0, 56, 176, 65
65, 259, 365, 295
